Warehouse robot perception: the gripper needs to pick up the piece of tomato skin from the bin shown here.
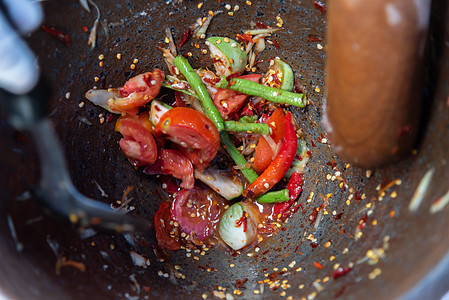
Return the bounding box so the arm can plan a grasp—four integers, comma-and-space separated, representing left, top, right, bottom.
143, 149, 194, 189
115, 111, 154, 133
107, 69, 164, 114
118, 119, 158, 166
155, 107, 220, 171
213, 74, 261, 120
154, 201, 181, 251
253, 107, 286, 173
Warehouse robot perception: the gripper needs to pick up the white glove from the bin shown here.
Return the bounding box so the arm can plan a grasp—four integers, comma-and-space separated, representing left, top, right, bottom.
0, 0, 43, 94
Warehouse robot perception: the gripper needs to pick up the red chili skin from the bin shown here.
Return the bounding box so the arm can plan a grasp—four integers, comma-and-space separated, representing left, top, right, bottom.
332, 267, 352, 279
177, 28, 193, 49
42, 25, 71, 46
243, 112, 297, 198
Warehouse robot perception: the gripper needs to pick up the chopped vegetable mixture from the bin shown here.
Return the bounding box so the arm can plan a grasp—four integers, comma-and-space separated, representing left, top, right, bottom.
85, 26, 310, 253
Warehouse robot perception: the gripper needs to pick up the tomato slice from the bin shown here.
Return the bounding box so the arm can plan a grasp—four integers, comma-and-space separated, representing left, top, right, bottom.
171, 187, 226, 240
213, 74, 261, 120
253, 108, 286, 173
154, 201, 181, 251
143, 149, 194, 189
115, 111, 154, 133
155, 107, 220, 171
107, 69, 164, 114
118, 119, 157, 166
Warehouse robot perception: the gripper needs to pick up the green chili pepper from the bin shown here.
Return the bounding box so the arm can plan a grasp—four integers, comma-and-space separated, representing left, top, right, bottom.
216, 77, 307, 108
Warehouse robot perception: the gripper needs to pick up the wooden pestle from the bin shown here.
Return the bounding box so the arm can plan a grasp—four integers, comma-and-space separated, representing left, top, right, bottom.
324, 0, 432, 168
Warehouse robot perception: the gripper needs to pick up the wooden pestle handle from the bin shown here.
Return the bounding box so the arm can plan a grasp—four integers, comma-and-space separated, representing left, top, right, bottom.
324, 0, 431, 168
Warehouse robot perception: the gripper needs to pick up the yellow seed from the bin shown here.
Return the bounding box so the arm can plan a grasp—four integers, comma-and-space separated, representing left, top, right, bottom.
165, 37, 170, 43
208, 10, 214, 16
391, 191, 397, 198
228, 11, 234, 16
94, 76, 99, 82
69, 213, 78, 223
133, 58, 139, 64
116, 53, 122, 60
224, 37, 230, 43
372, 219, 378, 226
330, 255, 335, 261
98, 54, 104, 60
99, 61, 103, 67
324, 241, 331, 248
197, 2, 203, 9
130, 64, 136, 69
315, 87, 321, 93
246, 0, 252, 5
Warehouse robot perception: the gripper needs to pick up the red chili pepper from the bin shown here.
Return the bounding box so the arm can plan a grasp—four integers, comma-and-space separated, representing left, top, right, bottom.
243, 112, 297, 198
287, 172, 303, 201
177, 28, 193, 49
41, 25, 71, 47
273, 172, 303, 216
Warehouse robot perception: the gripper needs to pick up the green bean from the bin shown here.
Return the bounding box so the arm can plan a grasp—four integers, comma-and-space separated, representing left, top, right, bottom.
174, 56, 225, 131
216, 77, 307, 108
256, 189, 290, 203
219, 132, 258, 183
224, 121, 271, 135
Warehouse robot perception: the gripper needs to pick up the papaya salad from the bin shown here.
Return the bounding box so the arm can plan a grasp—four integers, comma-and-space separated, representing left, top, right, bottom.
85, 33, 310, 253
